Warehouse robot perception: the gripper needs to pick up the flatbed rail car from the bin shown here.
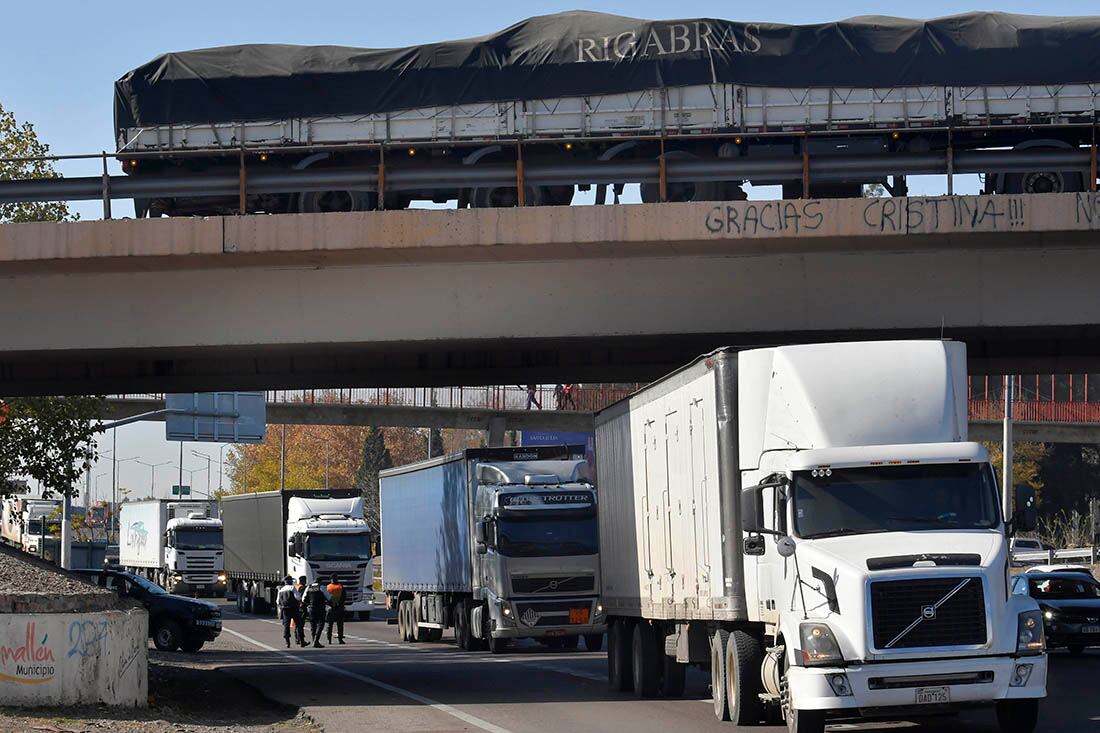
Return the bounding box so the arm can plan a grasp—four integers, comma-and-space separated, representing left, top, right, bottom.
115, 12, 1100, 215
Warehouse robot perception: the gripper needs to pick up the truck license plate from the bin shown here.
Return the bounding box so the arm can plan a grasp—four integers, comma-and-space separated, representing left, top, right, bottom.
1083, 625, 1100, 634
568, 608, 590, 624
915, 687, 950, 705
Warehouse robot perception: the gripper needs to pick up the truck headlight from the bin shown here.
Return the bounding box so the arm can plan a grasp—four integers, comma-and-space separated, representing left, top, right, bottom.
1017, 610, 1045, 655
799, 622, 843, 667
217, 573, 227, 583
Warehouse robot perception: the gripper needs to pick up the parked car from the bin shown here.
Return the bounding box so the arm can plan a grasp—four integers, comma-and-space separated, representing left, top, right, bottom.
1013, 572, 1100, 654
74, 567, 221, 652
1026, 565, 1095, 578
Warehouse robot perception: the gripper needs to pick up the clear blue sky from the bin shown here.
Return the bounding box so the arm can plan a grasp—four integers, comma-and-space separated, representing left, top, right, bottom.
4, 0, 1092, 500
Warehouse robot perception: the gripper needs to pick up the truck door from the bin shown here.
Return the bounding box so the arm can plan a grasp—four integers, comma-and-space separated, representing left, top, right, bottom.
641, 418, 666, 610
688, 398, 712, 603
754, 482, 786, 624
664, 408, 690, 609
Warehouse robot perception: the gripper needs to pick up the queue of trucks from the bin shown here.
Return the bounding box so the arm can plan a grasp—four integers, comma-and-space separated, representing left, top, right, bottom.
0, 338, 1050, 730
1, 496, 61, 555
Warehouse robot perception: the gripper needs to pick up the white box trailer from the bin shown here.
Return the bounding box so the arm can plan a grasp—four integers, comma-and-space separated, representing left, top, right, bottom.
595, 342, 1046, 733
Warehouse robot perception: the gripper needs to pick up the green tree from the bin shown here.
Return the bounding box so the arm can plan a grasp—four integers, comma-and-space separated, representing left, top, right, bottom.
354, 427, 392, 532
0, 396, 105, 499
0, 102, 76, 224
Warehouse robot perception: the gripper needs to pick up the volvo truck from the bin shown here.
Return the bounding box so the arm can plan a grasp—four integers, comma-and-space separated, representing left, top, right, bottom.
594, 341, 1045, 733
221, 489, 373, 618
381, 445, 605, 653
119, 500, 225, 596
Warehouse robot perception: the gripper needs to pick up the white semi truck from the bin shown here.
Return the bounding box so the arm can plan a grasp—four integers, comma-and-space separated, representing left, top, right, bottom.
594, 341, 1045, 733
221, 489, 373, 618
381, 446, 606, 653
119, 500, 226, 596
1, 497, 61, 555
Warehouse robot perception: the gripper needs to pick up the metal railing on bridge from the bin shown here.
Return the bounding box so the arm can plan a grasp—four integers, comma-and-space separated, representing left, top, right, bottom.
108, 375, 1100, 424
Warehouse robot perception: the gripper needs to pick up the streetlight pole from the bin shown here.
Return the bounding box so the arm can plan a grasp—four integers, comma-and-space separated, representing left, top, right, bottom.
192, 450, 213, 498
136, 460, 172, 498
280, 424, 287, 491
1002, 374, 1015, 521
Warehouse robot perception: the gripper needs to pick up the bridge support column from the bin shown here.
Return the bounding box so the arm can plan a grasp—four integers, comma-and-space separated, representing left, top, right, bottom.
488, 416, 507, 447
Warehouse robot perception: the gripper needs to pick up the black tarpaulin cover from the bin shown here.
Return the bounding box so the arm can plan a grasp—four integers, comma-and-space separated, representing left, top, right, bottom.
114, 11, 1100, 132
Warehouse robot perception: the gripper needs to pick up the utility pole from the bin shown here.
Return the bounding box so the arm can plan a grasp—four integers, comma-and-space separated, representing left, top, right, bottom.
111, 430, 118, 544
325, 443, 330, 489
1002, 374, 1014, 522
178, 442, 184, 491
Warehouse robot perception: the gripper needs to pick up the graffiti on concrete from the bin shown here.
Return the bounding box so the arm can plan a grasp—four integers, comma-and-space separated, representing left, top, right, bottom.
704, 200, 824, 236
862, 196, 1027, 233
0, 622, 56, 684
67, 619, 110, 659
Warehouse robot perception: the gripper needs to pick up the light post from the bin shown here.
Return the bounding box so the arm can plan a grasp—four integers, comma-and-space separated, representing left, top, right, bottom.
135, 460, 172, 497
192, 450, 213, 498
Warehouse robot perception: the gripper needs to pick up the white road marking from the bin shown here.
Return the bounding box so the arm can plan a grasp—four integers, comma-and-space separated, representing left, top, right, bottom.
222, 626, 515, 733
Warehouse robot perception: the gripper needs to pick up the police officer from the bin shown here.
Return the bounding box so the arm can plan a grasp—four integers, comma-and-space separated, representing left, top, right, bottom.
326, 575, 347, 645
302, 579, 329, 648
276, 576, 301, 648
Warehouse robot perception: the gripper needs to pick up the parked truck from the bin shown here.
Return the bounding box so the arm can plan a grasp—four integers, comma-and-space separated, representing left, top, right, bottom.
221, 489, 373, 618
594, 341, 1045, 733
1, 497, 61, 555
381, 445, 605, 653
119, 500, 225, 596
114, 12, 1100, 216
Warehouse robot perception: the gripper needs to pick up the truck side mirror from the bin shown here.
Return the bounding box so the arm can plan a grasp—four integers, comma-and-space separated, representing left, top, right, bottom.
741, 487, 766, 534
1013, 484, 1038, 533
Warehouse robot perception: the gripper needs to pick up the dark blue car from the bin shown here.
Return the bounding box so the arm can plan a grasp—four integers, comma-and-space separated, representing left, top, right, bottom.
1013, 571, 1100, 654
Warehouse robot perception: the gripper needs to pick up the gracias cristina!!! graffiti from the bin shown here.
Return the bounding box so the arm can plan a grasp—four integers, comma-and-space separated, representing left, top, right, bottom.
0, 622, 56, 683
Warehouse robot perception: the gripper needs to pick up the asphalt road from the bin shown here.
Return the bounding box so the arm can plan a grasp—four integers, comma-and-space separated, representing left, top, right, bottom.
209, 605, 1100, 733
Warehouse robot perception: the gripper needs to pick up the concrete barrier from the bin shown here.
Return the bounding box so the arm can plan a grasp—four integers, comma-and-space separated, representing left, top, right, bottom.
0, 607, 147, 706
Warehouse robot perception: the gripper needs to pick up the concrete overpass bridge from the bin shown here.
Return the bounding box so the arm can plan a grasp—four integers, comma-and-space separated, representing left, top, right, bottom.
4, 191, 1100, 395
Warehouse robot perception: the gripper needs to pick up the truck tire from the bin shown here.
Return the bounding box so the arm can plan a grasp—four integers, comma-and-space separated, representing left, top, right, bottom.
180, 638, 205, 653
631, 623, 661, 698
409, 600, 422, 642
726, 630, 764, 725
996, 699, 1039, 733
455, 601, 474, 651
711, 629, 731, 721
153, 619, 182, 652
487, 634, 509, 654
298, 190, 376, 213
786, 708, 826, 733
583, 633, 604, 652
608, 621, 634, 692
397, 599, 408, 641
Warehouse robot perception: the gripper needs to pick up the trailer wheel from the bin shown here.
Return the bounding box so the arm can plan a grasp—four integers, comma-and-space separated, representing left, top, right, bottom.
711, 629, 731, 721
726, 630, 764, 725
640, 151, 721, 203
298, 190, 377, 213
631, 623, 661, 698
397, 599, 408, 641
455, 600, 474, 650
608, 620, 634, 692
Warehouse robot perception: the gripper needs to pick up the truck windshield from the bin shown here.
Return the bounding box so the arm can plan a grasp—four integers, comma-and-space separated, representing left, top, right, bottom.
305, 533, 371, 560
792, 463, 1000, 540
174, 528, 223, 550
496, 516, 598, 557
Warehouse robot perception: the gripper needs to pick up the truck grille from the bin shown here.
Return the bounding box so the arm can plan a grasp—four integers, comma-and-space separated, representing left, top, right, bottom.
513, 600, 593, 628
320, 568, 367, 604
870, 577, 987, 650
512, 575, 595, 594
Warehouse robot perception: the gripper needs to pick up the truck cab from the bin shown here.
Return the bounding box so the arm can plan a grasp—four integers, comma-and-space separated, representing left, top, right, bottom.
736, 342, 1045, 732
21, 500, 61, 555
286, 496, 373, 616
470, 458, 605, 649
164, 512, 225, 596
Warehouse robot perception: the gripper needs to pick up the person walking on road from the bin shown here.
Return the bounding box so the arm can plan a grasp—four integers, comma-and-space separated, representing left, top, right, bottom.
302, 579, 329, 648
276, 576, 303, 648
326, 575, 347, 645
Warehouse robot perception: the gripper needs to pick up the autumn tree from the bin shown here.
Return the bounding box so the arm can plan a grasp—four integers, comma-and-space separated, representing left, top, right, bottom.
983, 440, 1049, 505
354, 427, 391, 531
0, 102, 75, 224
